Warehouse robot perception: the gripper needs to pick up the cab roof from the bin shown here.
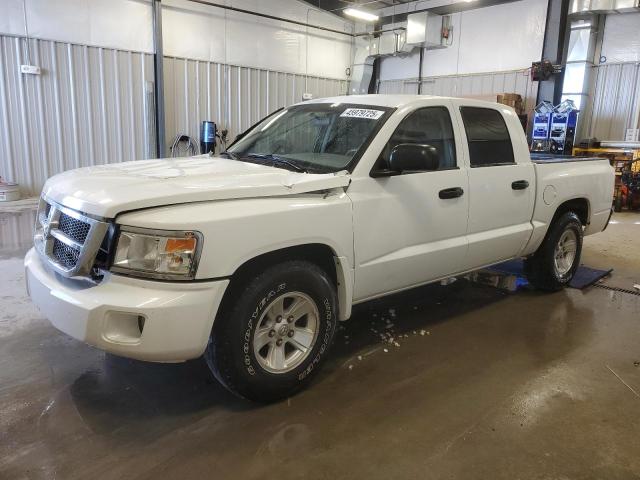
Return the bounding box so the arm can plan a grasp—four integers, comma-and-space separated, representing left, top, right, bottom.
301, 94, 502, 110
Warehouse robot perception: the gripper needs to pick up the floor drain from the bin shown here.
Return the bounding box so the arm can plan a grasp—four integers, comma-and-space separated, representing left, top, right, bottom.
593, 283, 640, 296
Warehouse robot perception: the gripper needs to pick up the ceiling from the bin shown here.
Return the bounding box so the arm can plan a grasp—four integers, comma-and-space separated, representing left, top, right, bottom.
302, 0, 523, 23
301, 0, 417, 19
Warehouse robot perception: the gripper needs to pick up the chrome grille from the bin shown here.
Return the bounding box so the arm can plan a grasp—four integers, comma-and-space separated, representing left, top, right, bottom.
34, 198, 110, 278
52, 239, 80, 269
58, 212, 91, 244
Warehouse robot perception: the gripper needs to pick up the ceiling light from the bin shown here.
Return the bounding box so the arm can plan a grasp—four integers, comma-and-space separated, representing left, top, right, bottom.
344, 8, 379, 22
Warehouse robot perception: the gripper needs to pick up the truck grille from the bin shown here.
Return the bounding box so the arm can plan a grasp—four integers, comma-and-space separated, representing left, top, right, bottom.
52, 238, 81, 269
58, 212, 91, 244
34, 198, 110, 278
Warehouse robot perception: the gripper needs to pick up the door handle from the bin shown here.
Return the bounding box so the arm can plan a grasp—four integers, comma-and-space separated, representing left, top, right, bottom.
511, 180, 530, 190
439, 187, 464, 199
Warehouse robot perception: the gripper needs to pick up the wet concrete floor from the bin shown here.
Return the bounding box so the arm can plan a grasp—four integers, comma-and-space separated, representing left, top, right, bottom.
1, 205, 640, 479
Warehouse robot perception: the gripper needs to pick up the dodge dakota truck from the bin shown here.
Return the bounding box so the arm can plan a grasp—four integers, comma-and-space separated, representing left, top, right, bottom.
25, 95, 614, 402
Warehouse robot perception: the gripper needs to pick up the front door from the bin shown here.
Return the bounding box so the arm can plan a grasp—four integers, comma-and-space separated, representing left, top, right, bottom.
349, 104, 470, 302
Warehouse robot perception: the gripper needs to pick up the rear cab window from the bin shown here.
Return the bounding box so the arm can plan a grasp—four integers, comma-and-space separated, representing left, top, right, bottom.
460, 107, 515, 167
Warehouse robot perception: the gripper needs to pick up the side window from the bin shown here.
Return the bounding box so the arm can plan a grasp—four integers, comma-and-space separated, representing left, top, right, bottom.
460, 107, 515, 167
378, 106, 457, 172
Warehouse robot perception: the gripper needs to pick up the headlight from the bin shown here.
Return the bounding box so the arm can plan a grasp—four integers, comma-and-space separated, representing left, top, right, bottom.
112, 227, 203, 280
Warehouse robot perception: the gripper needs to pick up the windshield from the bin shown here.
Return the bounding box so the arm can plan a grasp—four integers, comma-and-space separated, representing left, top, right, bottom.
226, 103, 392, 172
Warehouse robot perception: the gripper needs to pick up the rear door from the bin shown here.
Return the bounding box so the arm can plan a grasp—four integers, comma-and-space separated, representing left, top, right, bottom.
455, 103, 535, 268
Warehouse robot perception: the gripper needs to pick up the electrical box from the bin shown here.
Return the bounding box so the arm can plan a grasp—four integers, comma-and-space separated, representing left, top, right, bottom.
406, 12, 445, 49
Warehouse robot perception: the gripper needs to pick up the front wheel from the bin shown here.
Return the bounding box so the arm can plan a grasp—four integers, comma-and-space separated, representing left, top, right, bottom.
524, 211, 583, 292
205, 261, 337, 402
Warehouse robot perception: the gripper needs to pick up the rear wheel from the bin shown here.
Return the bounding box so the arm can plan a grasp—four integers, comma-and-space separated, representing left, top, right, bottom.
205, 261, 337, 402
524, 212, 583, 292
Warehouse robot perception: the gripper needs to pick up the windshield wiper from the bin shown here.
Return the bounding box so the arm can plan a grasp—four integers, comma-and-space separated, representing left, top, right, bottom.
245, 153, 307, 173
219, 151, 239, 160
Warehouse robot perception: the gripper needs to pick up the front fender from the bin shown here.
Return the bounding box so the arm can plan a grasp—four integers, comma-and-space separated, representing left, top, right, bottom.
115, 192, 355, 283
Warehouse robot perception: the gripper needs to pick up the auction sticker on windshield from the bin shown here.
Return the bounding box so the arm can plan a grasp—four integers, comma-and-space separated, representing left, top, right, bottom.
340, 108, 385, 120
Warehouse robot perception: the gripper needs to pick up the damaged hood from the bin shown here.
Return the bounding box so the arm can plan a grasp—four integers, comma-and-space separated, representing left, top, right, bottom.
42, 155, 351, 218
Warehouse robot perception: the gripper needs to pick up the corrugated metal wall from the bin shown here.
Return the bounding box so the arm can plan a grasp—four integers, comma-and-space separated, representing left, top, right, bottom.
0, 35, 155, 196
584, 62, 640, 140
378, 68, 538, 111
164, 56, 348, 151
377, 64, 640, 142
0, 209, 36, 252
0, 34, 349, 196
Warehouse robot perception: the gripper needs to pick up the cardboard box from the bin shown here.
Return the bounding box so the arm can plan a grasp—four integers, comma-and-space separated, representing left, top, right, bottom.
497, 93, 523, 114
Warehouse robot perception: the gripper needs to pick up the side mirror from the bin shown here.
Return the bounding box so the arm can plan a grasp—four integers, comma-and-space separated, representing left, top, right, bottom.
389, 143, 439, 173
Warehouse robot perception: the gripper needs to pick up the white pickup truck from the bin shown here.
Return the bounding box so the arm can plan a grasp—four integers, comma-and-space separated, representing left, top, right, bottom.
25, 95, 614, 401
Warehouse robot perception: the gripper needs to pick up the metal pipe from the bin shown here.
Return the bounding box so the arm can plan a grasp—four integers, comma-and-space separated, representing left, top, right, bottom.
600, 140, 640, 149
417, 47, 424, 94
152, 0, 166, 158
354, 27, 406, 37
184, 0, 354, 37
21, 0, 32, 64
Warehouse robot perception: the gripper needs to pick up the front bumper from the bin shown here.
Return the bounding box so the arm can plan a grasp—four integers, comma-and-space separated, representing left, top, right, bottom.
25, 248, 229, 362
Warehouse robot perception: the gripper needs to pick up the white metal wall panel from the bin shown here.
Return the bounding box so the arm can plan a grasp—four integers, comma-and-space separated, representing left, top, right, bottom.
378, 0, 547, 80
0, 209, 36, 252
378, 69, 538, 111
585, 62, 640, 140
0, 0, 154, 53
377, 79, 409, 94
600, 13, 640, 64
161, 0, 353, 80
0, 35, 154, 196
164, 56, 348, 151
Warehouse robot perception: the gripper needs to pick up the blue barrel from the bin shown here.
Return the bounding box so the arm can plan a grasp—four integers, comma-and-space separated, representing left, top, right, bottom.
200, 121, 217, 154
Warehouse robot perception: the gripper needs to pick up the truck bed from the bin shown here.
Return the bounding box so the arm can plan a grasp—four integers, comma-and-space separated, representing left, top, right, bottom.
530, 153, 604, 164
526, 151, 614, 246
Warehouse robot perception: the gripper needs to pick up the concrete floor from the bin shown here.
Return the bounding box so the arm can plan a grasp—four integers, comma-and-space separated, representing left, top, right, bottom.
1, 205, 640, 480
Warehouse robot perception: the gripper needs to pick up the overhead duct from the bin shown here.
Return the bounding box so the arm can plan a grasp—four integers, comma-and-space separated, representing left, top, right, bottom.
405, 12, 450, 50
570, 0, 640, 14
349, 13, 450, 94
350, 36, 377, 95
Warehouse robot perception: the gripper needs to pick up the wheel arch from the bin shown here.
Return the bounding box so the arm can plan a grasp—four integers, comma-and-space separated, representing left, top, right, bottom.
222, 243, 353, 321
552, 197, 590, 226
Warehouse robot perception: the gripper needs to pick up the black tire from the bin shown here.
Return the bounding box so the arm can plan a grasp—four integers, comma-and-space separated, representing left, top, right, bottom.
204, 261, 337, 403
524, 212, 583, 292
